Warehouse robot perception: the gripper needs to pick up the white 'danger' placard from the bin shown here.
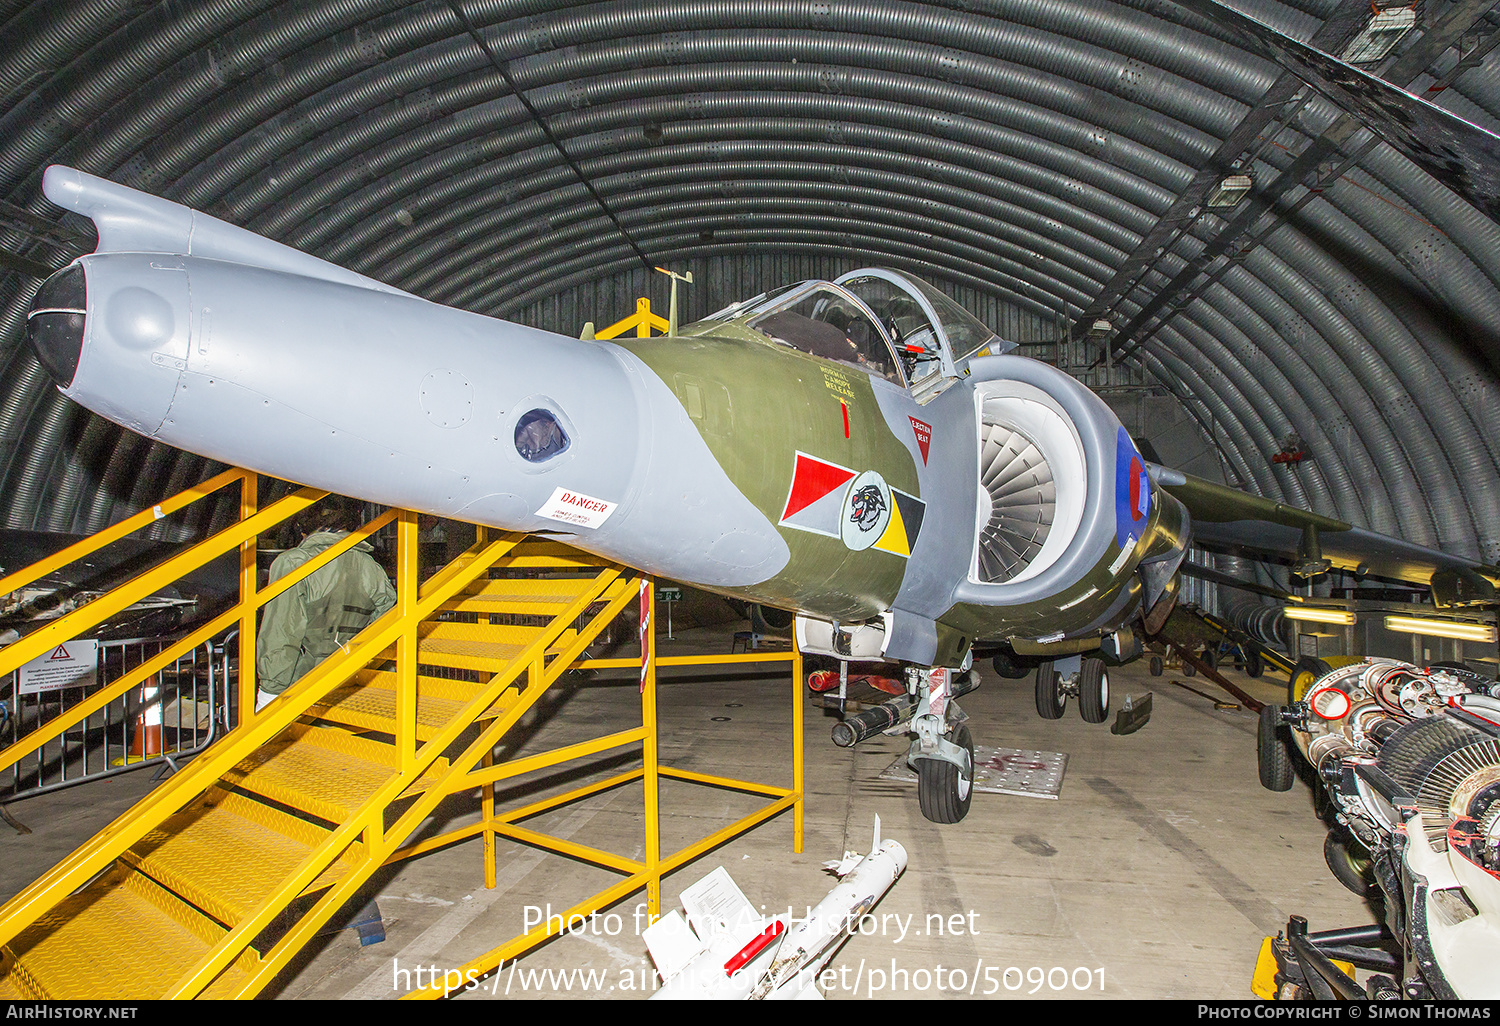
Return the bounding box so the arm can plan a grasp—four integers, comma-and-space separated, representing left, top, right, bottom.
534, 487, 618, 530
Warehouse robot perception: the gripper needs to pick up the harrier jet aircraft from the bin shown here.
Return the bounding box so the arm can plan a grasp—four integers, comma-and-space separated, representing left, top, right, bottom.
25, 167, 1500, 822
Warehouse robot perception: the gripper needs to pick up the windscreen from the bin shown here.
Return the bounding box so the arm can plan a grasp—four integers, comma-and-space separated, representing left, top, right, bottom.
837, 274, 945, 388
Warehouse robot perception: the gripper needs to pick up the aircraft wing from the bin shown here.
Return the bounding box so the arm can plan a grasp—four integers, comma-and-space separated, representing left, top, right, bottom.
1150, 465, 1500, 602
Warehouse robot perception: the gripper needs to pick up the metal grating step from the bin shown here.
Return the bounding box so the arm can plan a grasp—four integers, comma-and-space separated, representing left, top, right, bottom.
0, 952, 45, 999
444, 575, 600, 617
415, 620, 577, 672
498, 541, 620, 568
121, 789, 361, 928
3, 865, 259, 999
311, 670, 516, 739
224, 724, 407, 822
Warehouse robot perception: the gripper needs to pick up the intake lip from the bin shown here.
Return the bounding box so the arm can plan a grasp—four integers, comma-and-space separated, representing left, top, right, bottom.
27, 263, 86, 388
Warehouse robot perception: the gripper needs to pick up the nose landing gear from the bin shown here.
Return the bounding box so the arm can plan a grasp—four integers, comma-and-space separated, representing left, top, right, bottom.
828, 665, 980, 824
907, 667, 977, 824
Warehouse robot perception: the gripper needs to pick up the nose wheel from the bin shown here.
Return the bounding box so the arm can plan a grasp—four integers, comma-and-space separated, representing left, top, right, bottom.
902, 667, 979, 824
827, 664, 982, 824
916, 722, 974, 824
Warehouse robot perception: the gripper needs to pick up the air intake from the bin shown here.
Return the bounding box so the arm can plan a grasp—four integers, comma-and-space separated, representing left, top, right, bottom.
968, 381, 1087, 589
976, 421, 1055, 583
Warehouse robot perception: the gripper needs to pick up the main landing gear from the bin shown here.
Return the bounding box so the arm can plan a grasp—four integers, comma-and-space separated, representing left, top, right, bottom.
1034, 654, 1111, 724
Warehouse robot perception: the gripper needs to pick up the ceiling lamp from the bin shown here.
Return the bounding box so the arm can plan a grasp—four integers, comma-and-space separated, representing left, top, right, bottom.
1205, 175, 1253, 207
1383, 615, 1498, 643
1342, 7, 1417, 64
1284, 606, 1355, 626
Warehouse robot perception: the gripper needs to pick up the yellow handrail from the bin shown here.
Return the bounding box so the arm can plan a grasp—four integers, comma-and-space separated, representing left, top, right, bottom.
0, 468, 252, 599
0, 506, 397, 779
0, 528, 526, 958
0, 487, 325, 677
207, 567, 639, 998
168, 541, 620, 998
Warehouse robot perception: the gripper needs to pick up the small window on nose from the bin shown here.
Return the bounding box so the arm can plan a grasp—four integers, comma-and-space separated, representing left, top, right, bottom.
514, 408, 569, 462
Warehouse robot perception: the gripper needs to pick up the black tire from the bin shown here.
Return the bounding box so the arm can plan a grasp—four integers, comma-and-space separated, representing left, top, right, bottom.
1245, 649, 1264, 679
1148, 655, 1163, 676
1035, 661, 1065, 719
1182, 658, 1195, 677
1202, 647, 1218, 671
917, 722, 975, 824
1323, 830, 1376, 897
1078, 658, 1110, 724
1258, 704, 1296, 792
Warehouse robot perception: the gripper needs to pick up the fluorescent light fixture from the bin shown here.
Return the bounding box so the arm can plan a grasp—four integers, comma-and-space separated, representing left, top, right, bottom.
1205, 175, 1253, 207
1342, 7, 1417, 64
1285, 606, 1355, 626
1383, 615, 1498, 643
1088, 319, 1112, 337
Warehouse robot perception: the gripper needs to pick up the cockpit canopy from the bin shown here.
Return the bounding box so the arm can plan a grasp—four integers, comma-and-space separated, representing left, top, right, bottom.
748, 284, 901, 383
703, 268, 1014, 397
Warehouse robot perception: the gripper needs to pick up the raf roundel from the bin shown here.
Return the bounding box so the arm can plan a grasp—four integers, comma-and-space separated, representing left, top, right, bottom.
1114, 427, 1153, 550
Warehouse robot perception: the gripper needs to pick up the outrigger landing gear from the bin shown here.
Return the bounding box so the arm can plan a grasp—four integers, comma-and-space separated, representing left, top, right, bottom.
827, 665, 980, 824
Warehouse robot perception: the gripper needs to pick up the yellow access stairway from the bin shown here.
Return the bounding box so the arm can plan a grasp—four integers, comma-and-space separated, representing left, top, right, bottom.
0, 518, 637, 999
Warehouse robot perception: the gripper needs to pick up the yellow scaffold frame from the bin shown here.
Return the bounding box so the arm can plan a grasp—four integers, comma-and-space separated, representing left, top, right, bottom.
596, 296, 669, 339
0, 467, 806, 999
400, 580, 804, 999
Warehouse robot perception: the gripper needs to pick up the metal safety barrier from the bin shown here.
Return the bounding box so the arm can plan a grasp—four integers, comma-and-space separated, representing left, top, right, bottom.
1, 632, 232, 802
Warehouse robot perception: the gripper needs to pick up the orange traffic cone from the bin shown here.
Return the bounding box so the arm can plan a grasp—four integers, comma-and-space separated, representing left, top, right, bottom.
113, 675, 163, 766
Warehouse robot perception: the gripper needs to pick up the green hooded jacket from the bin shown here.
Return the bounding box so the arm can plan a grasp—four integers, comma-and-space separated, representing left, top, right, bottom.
256, 530, 397, 695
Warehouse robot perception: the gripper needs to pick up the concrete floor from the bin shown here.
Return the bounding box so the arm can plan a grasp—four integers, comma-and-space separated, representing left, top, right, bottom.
0, 628, 1376, 1000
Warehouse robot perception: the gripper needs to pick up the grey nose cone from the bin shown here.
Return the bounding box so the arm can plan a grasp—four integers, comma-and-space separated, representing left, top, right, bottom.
27, 263, 86, 388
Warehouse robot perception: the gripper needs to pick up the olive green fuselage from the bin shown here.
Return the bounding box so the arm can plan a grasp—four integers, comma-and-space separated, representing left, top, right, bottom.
618, 328, 915, 622
616, 323, 1192, 660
